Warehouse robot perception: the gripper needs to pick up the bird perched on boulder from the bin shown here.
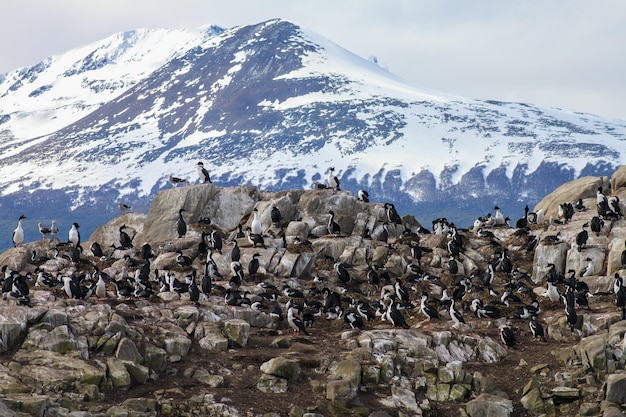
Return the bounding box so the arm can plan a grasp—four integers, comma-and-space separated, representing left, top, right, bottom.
38, 222, 52, 240
196, 161, 212, 184
119, 225, 133, 249
576, 223, 589, 252
177, 209, 187, 239
168, 174, 188, 187
327, 167, 340, 190
12, 215, 26, 247
270, 206, 282, 227
68, 222, 80, 247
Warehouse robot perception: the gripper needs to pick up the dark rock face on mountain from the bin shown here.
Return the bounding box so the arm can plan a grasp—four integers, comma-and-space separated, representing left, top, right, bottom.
0, 165, 625, 416
0, 19, 625, 252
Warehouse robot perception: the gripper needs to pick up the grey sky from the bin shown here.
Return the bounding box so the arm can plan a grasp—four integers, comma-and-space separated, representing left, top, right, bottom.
2, 0, 625, 119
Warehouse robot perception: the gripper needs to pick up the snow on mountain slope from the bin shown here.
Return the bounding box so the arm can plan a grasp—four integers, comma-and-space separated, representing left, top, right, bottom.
0, 18, 624, 250
0, 25, 224, 140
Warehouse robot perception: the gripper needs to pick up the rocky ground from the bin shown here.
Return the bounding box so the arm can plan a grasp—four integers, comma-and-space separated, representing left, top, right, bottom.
0, 167, 625, 417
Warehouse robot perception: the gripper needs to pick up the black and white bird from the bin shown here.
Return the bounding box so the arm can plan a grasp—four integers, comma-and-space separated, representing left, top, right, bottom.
590, 216, 604, 237
327, 210, 341, 235
248, 253, 260, 281
357, 189, 370, 203
50, 220, 59, 237
12, 215, 26, 247
177, 209, 187, 239
386, 299, 410, 329
576, 223, 589, 252
494, 206, 506, 226
119, 225, 133, 249
188, 272, 200, 304
246, 228, 265, 248
230, 240, 240, 262
579, 257, 594, 277
169, 174, 188, 187
529, 316, 547, 342
140, 242, 154, 260
68, 222, 81, 247
287, 306, 309, 335
449, 299, 465, 325
38, 222, 52, 240
563, 291, 578, 333
344, 310, 365, 329
90, 242, 105, 258
196, 161, 212, 184
210, 229, 223, 253
384, 203, 403, 225
334, 262, 351, 285
499, 325, 517, 348
229, 261, 245, 289
176, 250, 193, 268
327, 167, 340, 190
117, 202, 131, 212
419, 293, 439, 322
270, 205, 282, 227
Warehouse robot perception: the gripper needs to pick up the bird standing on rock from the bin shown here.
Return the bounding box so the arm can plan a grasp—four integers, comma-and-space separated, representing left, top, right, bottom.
327, 167, 340, 190
270, 205, 282, 227
38, 222, 52, 240
251, 208, 263, 235
119, 225, 133, 249
169, 174, 188, 187
177, 209, 187, 239
576, 223, 589, 252
68, 222, 80, 247
327, 210, 341, 235
12, 215, 26, 247
197, 161, 212, 184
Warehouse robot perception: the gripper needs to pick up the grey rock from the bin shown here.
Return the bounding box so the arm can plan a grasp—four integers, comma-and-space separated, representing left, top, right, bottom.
257, 374, 288, 394
143, 343, 167, 372
11, 350, 104, 391
123, 361, 149, 385
605, 373, 626, 404
466, 393, 514, 417
329, 359, 362, 388
260, 357, 301, 381
115, 337, 142, 363
0, 306, 30, 353
107, 357, 131, 389
520, 388, 545, 414
223, 319, 250, 348
164, 336, 191, 356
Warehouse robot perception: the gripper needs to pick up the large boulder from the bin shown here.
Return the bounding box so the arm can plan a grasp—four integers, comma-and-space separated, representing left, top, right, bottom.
533, 176, 610, 220
131, 184, 260, 245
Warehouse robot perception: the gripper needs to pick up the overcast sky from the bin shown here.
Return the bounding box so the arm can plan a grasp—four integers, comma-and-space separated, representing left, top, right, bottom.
2, 1, 625, 120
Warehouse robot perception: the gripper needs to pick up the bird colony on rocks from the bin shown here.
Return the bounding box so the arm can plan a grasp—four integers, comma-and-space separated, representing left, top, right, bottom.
0, 166, 626, 417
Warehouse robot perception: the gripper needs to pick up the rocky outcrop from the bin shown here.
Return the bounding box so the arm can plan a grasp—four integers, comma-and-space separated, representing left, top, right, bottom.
0, 167, 626, 416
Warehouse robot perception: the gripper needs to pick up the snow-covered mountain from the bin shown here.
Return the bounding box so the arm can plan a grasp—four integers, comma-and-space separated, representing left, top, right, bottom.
0, 18, 625, 249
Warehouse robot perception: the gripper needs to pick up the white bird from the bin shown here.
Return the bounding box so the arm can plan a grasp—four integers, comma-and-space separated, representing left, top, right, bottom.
542, 281, 561, 303
95, 274, 107, 299
328, 167, 340, 190
12, 215, 26, 247
494, 206, 505, 226
251, 208, 263, 235
68, 222, 80, 247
